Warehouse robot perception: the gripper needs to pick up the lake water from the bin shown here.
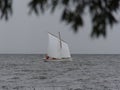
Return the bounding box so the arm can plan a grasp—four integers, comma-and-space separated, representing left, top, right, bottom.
0, 54, 120, 90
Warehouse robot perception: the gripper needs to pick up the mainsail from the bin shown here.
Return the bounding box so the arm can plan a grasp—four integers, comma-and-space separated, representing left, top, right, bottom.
47, 33, 71, 59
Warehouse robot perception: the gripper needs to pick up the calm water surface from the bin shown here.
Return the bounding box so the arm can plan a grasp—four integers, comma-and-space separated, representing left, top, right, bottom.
0, 54, 119, 90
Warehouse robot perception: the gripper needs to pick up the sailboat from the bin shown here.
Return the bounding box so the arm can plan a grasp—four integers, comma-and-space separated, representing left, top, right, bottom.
44, 32, 72, 61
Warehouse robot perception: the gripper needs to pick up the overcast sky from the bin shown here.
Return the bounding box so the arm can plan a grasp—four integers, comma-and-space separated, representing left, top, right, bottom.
0, 0, 120, 54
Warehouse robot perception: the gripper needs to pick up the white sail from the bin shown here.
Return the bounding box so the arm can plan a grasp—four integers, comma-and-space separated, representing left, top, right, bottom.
47, 33, 71, 59
47, 33, 61, 58
61, 41, 71, 58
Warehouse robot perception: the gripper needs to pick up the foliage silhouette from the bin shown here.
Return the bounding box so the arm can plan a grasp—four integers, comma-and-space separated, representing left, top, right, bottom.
0, 0, 120, 38
0, 0, 12, 20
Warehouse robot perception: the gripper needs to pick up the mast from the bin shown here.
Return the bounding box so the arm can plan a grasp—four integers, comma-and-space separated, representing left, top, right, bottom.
59, 32, 62, 48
